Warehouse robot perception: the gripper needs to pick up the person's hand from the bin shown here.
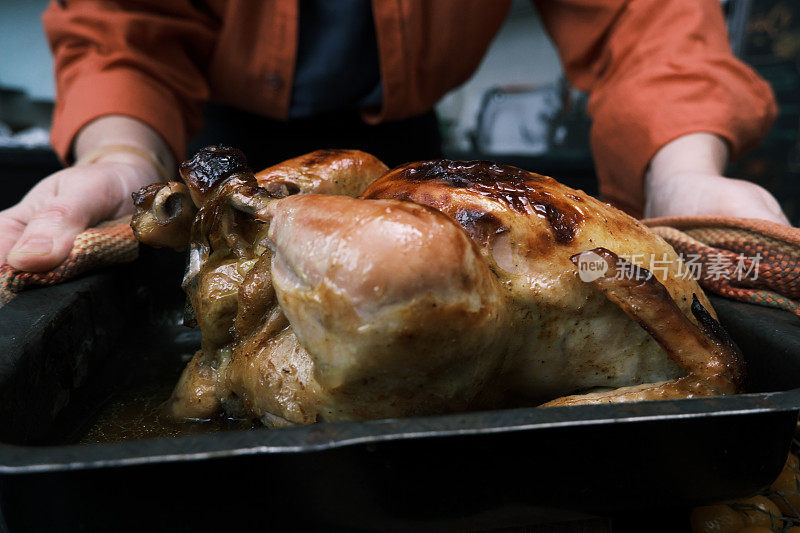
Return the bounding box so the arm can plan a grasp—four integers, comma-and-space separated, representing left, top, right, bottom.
645, 170, 789, 224
0, 115, 175, 272
0, 159, 160, 272
645, 132, 790, 225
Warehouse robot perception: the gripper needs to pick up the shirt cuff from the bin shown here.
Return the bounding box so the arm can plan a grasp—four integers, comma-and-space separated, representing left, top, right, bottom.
50, 68, 188, 165
590, 72, 778, 218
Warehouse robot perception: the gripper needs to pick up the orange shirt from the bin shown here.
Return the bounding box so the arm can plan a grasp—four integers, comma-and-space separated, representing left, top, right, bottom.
43, 0, 776, 216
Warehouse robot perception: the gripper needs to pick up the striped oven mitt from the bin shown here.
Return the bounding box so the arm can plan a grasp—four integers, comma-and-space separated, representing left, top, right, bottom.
0, 217, 138, 308
644, 216, 800, 317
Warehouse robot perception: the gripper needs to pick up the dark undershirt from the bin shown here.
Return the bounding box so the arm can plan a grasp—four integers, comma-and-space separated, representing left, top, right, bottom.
289, 0, 383, 118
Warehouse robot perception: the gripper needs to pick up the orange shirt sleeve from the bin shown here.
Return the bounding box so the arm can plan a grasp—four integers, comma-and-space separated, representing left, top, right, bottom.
42, 0, 218, 163
533, 0, 778, 217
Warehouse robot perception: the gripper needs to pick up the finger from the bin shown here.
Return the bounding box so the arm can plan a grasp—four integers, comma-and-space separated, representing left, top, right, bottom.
5, 197, 93, 272
0, 205, 32, 267
769, 209, 791, 226
758, 189, 791, 226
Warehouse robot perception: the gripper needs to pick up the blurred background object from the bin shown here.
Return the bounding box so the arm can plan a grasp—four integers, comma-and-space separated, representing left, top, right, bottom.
0, 0, 59, 210
727, 0, 800, 225
435, 1, 598, 196
0, 0, 798, 223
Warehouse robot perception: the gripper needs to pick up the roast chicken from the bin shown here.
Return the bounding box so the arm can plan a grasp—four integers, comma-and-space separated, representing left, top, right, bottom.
131, 146, 744, 426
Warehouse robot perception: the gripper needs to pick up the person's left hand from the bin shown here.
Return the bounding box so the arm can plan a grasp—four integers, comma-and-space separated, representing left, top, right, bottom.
645, 132, 791, 225
644, 170, 789, 224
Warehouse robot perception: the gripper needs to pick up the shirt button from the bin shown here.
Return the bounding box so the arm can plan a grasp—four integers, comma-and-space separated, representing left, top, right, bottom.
264, 74, 284, 90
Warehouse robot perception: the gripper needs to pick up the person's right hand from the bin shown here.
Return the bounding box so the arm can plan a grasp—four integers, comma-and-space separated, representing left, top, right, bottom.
0, 159, 159, 272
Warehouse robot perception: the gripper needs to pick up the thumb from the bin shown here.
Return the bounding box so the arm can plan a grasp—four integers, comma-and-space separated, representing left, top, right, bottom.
6, 199, 92, 272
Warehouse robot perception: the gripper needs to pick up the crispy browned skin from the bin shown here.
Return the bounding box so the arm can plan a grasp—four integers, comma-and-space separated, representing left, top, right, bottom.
130, 182, 196, 251
131, 151, 745, 425
179, 145, 252, 206
132, 147, 386, 253
254, 148, 388, 197
164, 350, 219, 420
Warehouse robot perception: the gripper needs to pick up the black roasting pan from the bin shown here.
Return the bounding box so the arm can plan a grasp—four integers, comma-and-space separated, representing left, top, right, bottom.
0, 248, 798, 532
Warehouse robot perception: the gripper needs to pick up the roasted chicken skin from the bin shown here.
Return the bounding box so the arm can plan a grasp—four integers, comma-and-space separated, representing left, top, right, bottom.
131, 147, 744, 425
